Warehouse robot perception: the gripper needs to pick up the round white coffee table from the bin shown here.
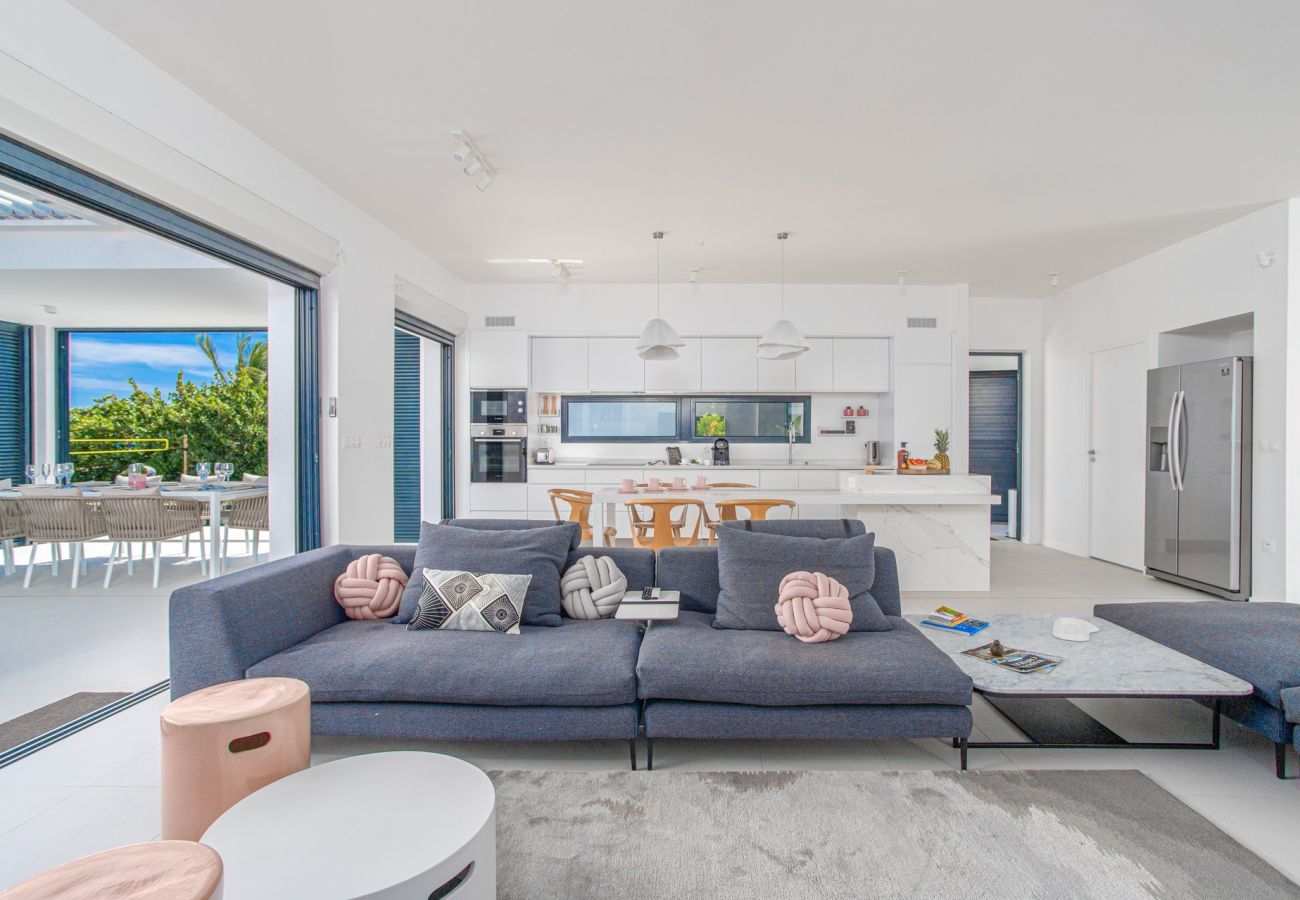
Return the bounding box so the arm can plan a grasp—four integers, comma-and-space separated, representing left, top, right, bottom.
202, 751, 495, 899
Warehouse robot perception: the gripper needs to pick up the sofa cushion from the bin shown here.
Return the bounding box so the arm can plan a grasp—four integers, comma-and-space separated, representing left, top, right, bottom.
394, 521, 579, 627
637, 611, 971, 706
248, 618, 641, 706
713, 527, 888, 632
1094, 601, 1300, 709
718, 519, 866, 539
1282, 687, 1300, 726
442, 518, 583, 550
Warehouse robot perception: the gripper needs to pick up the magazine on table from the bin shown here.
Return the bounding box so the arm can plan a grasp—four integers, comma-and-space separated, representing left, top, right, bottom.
962, 640, 1061, 675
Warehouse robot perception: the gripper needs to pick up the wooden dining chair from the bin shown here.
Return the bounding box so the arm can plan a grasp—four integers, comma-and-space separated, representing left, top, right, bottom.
707, 482, 756, 488
625, 498, 704, 551
707, 498, 798, 545
548, 488, 616, 547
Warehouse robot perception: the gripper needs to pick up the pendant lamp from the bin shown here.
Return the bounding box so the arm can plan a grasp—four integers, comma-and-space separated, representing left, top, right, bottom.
757, 232, 810, 361
637, 231, 684, 361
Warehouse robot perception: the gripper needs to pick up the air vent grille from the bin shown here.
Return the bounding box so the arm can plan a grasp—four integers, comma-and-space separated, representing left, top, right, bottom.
906, 317, 938, 329
484, 315, 516, 327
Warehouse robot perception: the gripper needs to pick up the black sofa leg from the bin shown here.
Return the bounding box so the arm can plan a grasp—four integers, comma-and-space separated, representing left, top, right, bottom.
629, 739, 637, 771
646, 738, 654, 771
1276, 742, 1288, 779
959, 737, 968, 772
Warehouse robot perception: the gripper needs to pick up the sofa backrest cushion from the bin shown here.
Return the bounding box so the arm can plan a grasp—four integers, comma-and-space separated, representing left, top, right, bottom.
717, 518, 866, 539
443, 517, 582, 551
569, 547, 655, 594
658, 545, 903, 618
393, 521, 579, 627
713, 528, 889, 632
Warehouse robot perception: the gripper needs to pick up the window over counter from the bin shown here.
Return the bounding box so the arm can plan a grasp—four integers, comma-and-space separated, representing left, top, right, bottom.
560, 394, 811, 444
562, 395, 680, 442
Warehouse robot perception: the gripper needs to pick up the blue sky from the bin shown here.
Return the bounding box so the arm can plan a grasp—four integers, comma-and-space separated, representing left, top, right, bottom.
68, 331, 267, 408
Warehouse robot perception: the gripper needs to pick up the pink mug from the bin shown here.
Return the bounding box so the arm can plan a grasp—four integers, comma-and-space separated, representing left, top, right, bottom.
620, 478, 635, 492
647, 476, 661, 490
694, 475, 708, 488
672, 476, 686, 490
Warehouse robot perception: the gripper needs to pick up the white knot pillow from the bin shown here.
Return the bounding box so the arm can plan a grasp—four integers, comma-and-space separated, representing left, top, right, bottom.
560, 556, 627, 619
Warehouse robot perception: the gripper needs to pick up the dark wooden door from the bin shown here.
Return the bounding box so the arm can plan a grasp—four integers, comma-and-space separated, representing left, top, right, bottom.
969, 370, 1019, 524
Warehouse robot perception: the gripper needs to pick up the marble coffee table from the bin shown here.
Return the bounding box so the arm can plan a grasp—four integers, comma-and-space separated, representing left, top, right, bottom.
907, 613, 1254, 768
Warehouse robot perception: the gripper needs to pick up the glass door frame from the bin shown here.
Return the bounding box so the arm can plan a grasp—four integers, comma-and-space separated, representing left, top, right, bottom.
395, 310, 456, 521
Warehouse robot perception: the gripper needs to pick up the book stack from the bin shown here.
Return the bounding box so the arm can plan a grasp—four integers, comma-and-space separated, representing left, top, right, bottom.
919, 606, 989, 635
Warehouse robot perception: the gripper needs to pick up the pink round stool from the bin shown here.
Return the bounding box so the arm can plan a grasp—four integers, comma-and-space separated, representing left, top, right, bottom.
161, 677, 310, 841
0, 840, 222, 899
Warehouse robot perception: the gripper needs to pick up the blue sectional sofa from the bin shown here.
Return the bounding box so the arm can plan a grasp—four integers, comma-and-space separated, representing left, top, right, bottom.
1094, 600, 1300, 778
169, 519, 973, 769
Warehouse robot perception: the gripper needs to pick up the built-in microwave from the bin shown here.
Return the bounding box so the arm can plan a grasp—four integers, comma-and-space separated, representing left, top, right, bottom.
469, 389, 527, 425
470, 425, 528, 483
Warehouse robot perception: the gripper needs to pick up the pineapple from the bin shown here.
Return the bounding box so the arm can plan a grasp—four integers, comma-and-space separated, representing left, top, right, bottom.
933, 428, 951, 471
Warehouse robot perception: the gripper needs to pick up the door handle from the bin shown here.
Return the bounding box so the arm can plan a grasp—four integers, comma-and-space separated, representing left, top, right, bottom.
1170, 392, 1180, 491
1087, 449, 1096, 463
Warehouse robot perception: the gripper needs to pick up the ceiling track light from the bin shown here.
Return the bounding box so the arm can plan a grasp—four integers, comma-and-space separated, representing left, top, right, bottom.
449, 129, 496, 191
757, 232, 810, 361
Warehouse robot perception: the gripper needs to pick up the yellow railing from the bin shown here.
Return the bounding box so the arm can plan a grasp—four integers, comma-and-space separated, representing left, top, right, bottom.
69, 438, 170, 457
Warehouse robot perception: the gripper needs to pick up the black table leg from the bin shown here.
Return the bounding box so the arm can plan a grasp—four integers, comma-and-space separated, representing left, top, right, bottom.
970, 694, 1225, 751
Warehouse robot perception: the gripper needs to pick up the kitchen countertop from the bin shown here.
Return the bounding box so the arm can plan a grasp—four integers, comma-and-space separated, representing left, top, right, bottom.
543, 458, 873, 470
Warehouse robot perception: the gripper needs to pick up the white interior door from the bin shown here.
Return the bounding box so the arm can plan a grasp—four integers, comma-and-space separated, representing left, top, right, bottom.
1088, 341, 1148, 568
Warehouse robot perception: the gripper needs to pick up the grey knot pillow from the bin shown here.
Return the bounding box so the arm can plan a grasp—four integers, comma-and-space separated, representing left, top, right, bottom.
560, 556, 627, 619
713, 527, 890, 632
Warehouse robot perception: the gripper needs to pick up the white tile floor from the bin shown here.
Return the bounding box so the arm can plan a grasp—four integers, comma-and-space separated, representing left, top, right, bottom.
0, 541, 1297, 890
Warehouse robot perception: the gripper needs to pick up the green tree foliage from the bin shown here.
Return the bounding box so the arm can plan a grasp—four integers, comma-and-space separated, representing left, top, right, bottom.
69, 334, 268, 481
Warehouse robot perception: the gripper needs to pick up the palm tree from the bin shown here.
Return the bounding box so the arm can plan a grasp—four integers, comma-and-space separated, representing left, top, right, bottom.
195, 333, 268, 383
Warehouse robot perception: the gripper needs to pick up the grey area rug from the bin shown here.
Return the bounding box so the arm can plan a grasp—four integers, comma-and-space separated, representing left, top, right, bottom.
0, 692, 128, 753
491, 769, 1299, 899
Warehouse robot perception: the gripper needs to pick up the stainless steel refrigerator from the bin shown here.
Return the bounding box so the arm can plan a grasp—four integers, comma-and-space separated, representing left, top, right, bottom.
1145, 357, 1252, 600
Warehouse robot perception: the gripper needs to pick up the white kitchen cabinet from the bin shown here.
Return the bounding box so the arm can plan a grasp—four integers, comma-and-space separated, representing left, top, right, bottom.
794, 338, 834, 392
710, 468, 760, 487
757, 355, 797, 391
700, 338, 758, 392
797, 469, 839, 490
832, 338, 891, 392
587, 338, 645, 392
468, 330, 528, 388
893, 363, 953, 458
530, 337, 589, 392
643, 338, 701, 392
468, 483, 529, 512
759, 470, 799, 490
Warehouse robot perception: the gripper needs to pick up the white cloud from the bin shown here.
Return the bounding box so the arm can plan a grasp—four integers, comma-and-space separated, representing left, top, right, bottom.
70, 339, 214, 371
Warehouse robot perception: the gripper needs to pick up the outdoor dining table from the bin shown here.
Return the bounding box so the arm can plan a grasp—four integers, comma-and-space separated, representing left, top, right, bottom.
0, 483, 268, 580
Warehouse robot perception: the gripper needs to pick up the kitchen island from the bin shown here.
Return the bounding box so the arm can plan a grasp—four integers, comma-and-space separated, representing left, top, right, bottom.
592, 472, 999, 591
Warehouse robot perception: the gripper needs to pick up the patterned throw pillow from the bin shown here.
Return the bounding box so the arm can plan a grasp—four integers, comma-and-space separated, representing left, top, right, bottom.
408, 568, 532, 634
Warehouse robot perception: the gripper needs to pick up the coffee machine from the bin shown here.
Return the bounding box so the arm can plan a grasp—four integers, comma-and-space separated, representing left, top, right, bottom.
711, 438, 730, 466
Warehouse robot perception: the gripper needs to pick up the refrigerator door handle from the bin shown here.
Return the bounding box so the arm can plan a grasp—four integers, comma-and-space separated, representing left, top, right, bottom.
1172, 390, 1186, 492
1166, 391, 1179, 492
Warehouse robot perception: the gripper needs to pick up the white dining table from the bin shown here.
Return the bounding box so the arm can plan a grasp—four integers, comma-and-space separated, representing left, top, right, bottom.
0, 484, 267, 580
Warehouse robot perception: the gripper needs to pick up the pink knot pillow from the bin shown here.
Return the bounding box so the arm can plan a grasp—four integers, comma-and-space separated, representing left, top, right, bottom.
334, 554, 408, 620
774, 571, 853, 643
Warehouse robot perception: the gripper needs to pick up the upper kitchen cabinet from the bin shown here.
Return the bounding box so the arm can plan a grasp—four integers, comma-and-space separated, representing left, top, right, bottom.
643, 337, 702, 391
469, 330, 529, 387
757, 354, 797, 391
700, 338, 758, 392
832, 338, 890, 392
530, 337, 589, 392
794, 338, 834, 391
587, 337, 645, 392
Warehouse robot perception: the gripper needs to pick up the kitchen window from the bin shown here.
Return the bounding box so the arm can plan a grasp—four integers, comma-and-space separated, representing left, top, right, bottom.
559, 394, 811, 443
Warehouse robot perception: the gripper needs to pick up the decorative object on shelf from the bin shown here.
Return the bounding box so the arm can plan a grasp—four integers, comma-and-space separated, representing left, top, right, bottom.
844, 420, 856, 434
856, 405, 867, 417
843, 406, 853, 417
933, 428, 951, 471
637, 231, 685, 360
757, 232, 810, 360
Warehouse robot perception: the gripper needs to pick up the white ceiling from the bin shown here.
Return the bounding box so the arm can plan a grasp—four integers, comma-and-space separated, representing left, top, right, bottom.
68, 0, 1300, 295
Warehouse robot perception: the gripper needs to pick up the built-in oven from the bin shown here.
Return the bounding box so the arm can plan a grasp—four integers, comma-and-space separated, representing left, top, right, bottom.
469, 389, 527, 425
470, 425, 528, 483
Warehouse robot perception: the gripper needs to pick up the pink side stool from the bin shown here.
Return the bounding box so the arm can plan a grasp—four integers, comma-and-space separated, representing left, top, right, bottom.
161, 677, 310, 841
0, 840, 222, 899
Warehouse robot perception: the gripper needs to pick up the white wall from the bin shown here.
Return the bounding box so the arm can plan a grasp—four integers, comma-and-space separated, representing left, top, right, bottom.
1, 2, 470, 545
458, 282, 971, 513
969, 296, 1045, 544
1042, 203, 1290, 601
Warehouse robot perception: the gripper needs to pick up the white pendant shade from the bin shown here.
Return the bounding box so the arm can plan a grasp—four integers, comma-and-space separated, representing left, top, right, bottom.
636, 317, 684, 360
757, 319, 810, 360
